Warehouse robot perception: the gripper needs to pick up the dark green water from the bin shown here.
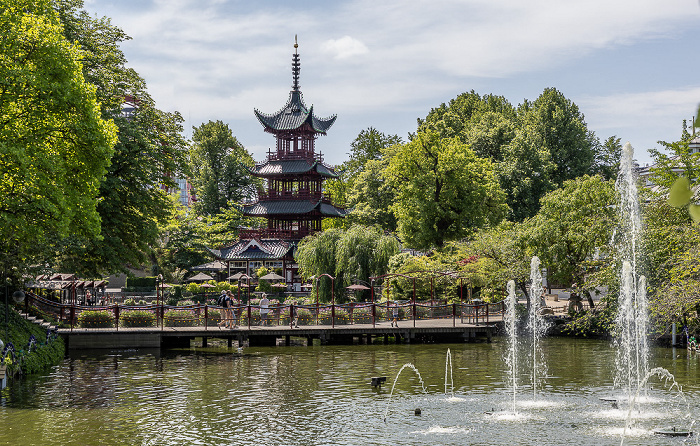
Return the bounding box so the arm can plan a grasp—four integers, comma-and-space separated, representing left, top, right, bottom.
1, 338, 699, 445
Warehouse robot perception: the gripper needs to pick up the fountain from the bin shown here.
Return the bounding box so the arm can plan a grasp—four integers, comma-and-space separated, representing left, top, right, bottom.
444, 348, 454, 398
384, 363, 428, 422
504, 280, 518, 414
528, 256, 547, 400
614, 143, 649, 401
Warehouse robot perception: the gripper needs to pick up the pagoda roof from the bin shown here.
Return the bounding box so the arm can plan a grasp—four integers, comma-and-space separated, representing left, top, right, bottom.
242, 199, 348, 217
254, 91, 336, 134
209, 239, 293, 261
251, 159, 338, 178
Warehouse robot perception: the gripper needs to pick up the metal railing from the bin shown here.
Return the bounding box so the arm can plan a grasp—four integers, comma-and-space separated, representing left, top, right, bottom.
23, 292, 507, 331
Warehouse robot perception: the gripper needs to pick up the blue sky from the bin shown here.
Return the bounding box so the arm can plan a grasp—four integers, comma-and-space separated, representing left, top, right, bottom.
85, 0, 700, 167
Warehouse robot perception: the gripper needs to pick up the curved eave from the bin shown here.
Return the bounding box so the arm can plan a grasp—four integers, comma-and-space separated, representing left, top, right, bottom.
249, 160, 338, 178
254, 91, 336, 134
242, 200, 347, 217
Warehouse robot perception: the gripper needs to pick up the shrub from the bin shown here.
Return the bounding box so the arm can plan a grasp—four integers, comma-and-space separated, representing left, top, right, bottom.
177, 299, 196, 306
120, 310, 156, 328
163, 309, 198, 327
77, 310, 114, 328
204, 308, 223, 326
123, 298, 136, 306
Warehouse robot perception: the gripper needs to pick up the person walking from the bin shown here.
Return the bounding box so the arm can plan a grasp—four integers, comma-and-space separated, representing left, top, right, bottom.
259, 293, 270, 326
390, 301, 399, 327
227, 290, 237, 329
291, 301, 299, 328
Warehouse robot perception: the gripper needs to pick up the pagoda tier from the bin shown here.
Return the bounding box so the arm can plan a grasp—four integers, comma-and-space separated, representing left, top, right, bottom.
242, 38, 346, 241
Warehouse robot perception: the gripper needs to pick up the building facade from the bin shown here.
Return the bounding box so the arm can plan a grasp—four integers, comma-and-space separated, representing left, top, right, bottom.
210, 40, 347, 290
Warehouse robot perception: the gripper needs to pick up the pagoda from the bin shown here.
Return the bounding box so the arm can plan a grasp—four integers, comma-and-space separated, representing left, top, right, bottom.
210, 39, 347, 289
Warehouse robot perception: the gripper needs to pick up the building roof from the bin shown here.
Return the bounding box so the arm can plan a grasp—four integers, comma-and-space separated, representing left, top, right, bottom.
212, 239, 293, 261
250, 159, 338, 178
254, 90, 336, 134
242, 199, 348, 217
253, 42, 336, 135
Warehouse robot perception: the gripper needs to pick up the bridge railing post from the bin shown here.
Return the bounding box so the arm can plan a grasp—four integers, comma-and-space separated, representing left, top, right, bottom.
453, 303, 456, 327
204, 304, 208, 331
70, 304, 75, 332
114, 304, 120, 331
486, 303, 489, 324
372, 302, 376, 328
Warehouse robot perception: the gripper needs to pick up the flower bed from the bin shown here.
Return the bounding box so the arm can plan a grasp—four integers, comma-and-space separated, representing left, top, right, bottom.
120, 310, 156, 328
163, 309, 198, 327
77, 310, 114, 328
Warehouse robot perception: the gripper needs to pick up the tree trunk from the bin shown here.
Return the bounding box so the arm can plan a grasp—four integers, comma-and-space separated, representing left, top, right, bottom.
586, 291, 595, 310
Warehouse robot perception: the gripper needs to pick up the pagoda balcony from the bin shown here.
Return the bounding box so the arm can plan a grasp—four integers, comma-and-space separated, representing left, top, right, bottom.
256, 190, 333, 202
265, 149, 324, 164
238, 227, 314, 240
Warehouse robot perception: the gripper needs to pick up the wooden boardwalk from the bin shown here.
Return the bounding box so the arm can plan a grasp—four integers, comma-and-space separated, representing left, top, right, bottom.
60, 318, 498, 349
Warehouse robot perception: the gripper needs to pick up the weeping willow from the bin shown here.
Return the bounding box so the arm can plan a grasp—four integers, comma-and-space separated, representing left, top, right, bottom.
295, 225, 400, 302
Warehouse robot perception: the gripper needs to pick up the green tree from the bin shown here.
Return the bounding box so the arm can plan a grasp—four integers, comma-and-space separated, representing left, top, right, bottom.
346, 159, 397, 231
527, 175, 617, 308
343, 127, 403, 180
0, 0, 117, 279
593, 136, 622, 181
52, 0, 188, 277
189, 120, 255, 216
295, 226, 400, 302
385, 131, 507, 250
521, 88, 597, 187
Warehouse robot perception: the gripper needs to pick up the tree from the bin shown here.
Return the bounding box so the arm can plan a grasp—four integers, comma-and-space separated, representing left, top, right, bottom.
593, 136, 622, 181
385, 131, 507, 250
346, 159, 397, 231
53, 0, 188, 277
465, 222, 533, 304
527, 175, 617, 308
521, 88, 597, 187
0, 0, 117, 279
343, 127, 403, 181
189, 120, 255, 216
295, 226, 400, 302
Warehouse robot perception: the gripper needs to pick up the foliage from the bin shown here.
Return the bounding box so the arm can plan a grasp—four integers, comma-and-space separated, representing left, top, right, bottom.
0, 0, 117, 279
50, 0, 189, 277
296, 226, 401, 302
527, 175, 616, 306
163, 309, 198, 327
385, 131, 507, 250
189, 120, 256, 216
120, 310, 156, 327
126, 277, 157, 289
346, 159, 398, 231
77, 310, 114, 328
0, 301, 65, 376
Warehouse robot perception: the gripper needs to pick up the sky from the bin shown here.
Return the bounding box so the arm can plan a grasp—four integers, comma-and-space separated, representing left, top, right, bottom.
84, 0, 700, 167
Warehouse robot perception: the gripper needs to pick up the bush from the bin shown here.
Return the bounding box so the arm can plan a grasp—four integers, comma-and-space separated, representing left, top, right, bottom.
120, 310, 156, 328
177, 299, 196, 306
163, 309, 198, 327
123, 298, 136, 306
77, 310, 114, 328
126, 276, 157, 289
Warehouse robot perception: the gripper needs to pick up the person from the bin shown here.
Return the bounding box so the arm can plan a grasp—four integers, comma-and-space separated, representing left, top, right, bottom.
291, 301, 299, 328
259, 293, 270, 326
390, 301, 399, 327
86, 290, 92, 306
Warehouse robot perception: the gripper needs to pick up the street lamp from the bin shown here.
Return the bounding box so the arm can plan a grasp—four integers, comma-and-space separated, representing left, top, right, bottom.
4, 277, 9, 346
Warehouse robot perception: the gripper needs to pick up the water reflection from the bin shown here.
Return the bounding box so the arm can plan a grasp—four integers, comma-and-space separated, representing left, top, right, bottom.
0, 338, 699, 445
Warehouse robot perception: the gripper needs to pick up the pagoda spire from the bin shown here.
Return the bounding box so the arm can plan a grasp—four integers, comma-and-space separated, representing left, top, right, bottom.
292, 35, 300, 91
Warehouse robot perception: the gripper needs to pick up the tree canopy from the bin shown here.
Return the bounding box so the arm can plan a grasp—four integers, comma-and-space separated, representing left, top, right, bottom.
189, 120, 256, 217
0, 0, 117, 279
385, 131, 507, 250
52, 0, 188, 276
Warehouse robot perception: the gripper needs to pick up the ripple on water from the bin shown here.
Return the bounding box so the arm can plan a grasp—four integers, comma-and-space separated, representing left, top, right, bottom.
412, 425, 471, 435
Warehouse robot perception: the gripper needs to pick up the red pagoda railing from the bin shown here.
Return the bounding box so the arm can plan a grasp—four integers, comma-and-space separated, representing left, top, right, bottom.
238, 228, 314, 240
255, 190, 333, 202
264, 149, 324, 164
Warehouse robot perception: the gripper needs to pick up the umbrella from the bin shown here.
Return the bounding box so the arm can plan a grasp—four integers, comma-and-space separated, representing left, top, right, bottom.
227, 272, 246, 280
187, 272, 214, 282
199, 283, 215, 288
301, 283, 313, 288
259, 272, 285, 281
346, 284, 370, 291
160, 283, 172, 288
191, 260, 228, 271
271, 283, 287, 288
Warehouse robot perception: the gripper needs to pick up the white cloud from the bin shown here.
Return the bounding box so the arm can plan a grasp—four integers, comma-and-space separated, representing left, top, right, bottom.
320, 36, 369, 60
